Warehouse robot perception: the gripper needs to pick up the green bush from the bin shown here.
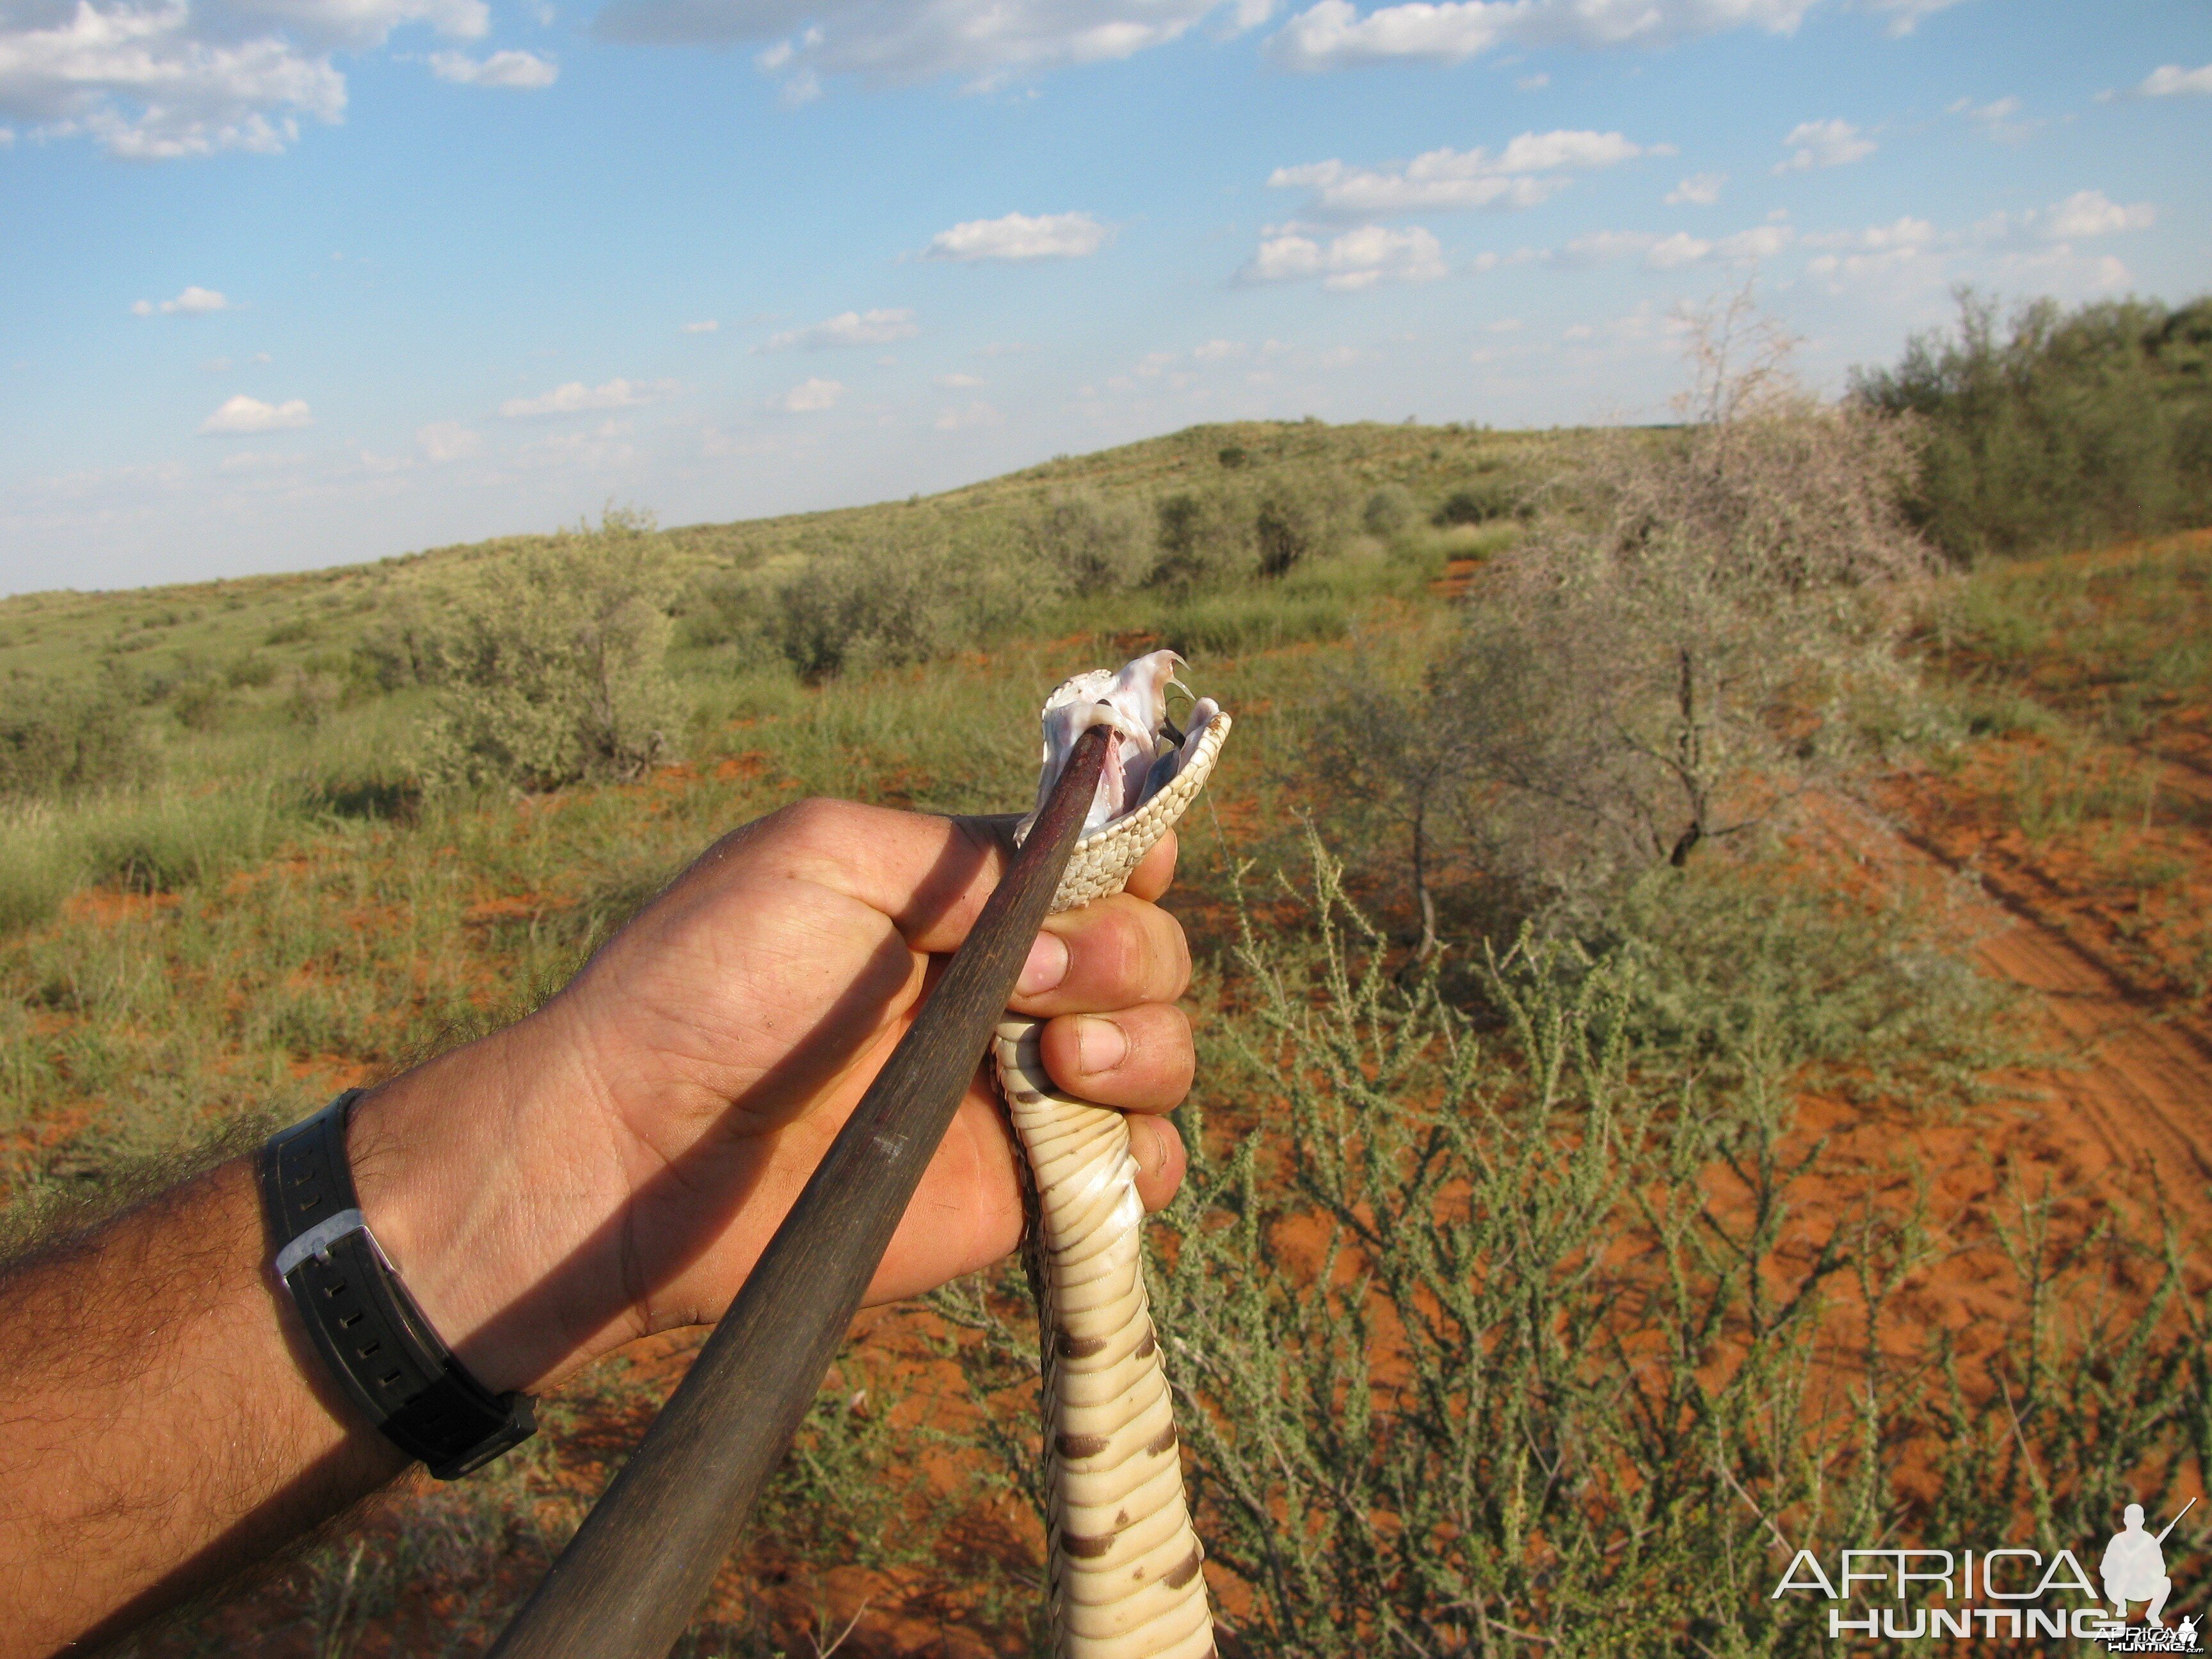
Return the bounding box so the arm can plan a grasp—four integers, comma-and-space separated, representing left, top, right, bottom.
1851, 289, 2212, 562
1151, 485, 1258, 591
773, 526, 1041, 681
1432, 478, 1526, 525
224, 653, 277, 689
1023, 487, 1151, 596
1360, 483, 1418, 537
172, 679, 232, 733
355, 599, 453, 691
422, 527, 680, 790
1253, 472, 1353, 577
284, 671, 344, 730
0, 688, 157, 799
672, 565, 774, 652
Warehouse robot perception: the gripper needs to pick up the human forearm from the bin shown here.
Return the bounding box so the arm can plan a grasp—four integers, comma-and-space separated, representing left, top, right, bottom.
0, 801, 1196, 1650
0, 1156, 405, 1656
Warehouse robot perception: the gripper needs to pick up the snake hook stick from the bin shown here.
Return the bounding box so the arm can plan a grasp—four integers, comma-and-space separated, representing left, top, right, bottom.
489, 653, 1228, 1659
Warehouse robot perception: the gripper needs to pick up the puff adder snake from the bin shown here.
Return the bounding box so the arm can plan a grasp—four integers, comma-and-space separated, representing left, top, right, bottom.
998, 650, 1229, 1659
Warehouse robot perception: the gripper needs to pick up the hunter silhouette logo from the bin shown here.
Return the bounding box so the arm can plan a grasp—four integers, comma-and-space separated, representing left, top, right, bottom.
1769, 1496, 2200, 1649
2098, 1498, 2200, 1655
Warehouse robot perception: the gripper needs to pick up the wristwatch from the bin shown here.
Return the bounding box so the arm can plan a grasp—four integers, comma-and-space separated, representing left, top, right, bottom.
259, 1091, 536, 1480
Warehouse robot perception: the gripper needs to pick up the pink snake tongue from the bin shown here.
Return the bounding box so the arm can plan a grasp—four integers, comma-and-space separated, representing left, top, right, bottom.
1029, 650, 1222, 836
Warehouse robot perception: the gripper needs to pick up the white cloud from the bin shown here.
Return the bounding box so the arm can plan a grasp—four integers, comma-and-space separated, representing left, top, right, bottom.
1713, 223, 1791, 261
216, 447, 308, 473
0, 0, 485, 158
1802, 215, 1939, 285
934, 371, 985, 387
2038, 189, 2154, 240
1664, 171, 1725, 205
1550, 228, 1651, 266
131, 284, 233, 315
1515, 70, 1546, 88
498, 376, 676, 417
1554, 299, 1697, 351
934, 400, 1002, 431
1240, 223, 1447, 290
596, 0, 1260, 92
511, 418, 637, 472
2134, 63, 2212, 97
1270, 129, 1649, 216
762, 307, 919, 349
1265, 0, 1815, 71
415, 420, 481, 461
1774, 118, 1873, 172
1554, 222, 1792, 269
1948, 94, 2032, 143
1190, 338, 1246, 360
1860, 0, 1966, 36
1641, 232, 1711, 269
428, 48, 557, 86
681, 319, 719, 333
1802, 216, 1937, 252
781, 376, 844, 412
1486, 316, 1521, 331
922, 211, 1110, 261
199, 394, 311, 433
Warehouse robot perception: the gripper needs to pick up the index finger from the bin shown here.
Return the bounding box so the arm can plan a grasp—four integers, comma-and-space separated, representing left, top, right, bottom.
726, 802, 1177, 956
714, 799, 1009, 956
1124, 830, 1178, 904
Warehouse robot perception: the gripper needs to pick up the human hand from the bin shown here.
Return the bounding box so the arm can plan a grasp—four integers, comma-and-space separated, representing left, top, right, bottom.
344, 799, 1194, 1398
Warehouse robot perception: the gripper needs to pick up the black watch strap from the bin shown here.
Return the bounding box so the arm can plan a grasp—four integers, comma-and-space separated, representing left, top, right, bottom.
259, 1091, 536, 1480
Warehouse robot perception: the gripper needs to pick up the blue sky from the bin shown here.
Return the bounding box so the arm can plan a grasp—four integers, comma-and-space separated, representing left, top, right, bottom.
0, 0, 2205, 594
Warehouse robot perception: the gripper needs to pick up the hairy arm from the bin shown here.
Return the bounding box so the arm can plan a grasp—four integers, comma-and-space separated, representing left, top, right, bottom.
0, 1161, 409, 1650
0, 802, 1193, 1655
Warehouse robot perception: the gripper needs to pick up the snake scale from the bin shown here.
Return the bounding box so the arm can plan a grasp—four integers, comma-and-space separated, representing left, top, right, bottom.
993, 651, 1229, 1659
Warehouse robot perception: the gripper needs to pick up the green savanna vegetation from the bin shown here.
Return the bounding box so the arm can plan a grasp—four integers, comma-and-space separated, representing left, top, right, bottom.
4, 294, 2209, 1655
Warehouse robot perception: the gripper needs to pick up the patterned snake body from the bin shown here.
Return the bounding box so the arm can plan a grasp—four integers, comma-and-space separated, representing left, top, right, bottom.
994, 653, 1229, 1659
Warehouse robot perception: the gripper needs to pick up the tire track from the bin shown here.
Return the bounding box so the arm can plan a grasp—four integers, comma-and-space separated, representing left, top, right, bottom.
1854, 802, 2212, 1231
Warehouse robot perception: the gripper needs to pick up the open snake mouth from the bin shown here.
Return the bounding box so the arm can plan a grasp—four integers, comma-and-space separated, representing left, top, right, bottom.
1025, 650, 1223, 837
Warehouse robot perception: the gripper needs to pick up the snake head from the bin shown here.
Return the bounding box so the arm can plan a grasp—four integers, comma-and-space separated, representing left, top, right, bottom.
1025, 650, 1224, 835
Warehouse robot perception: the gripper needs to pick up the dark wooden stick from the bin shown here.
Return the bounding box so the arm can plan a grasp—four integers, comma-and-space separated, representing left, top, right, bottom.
485, 724, 1110, 1659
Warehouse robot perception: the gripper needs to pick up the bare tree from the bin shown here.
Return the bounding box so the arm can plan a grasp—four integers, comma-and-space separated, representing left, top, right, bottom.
1445, 289, 1934, 906
1308, 662, 1469, 959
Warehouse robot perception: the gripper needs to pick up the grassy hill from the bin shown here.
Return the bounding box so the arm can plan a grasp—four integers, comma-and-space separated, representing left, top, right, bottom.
0, 418, 1559, 934
0, 419, 1552, 694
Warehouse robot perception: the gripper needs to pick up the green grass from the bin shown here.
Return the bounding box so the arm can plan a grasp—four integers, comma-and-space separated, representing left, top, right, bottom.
0, 604, 1365, 1195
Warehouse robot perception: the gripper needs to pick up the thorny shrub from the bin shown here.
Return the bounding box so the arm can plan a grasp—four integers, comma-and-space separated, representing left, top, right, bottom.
1322, 293, 1937, 924
932, 842, 2205, 1656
